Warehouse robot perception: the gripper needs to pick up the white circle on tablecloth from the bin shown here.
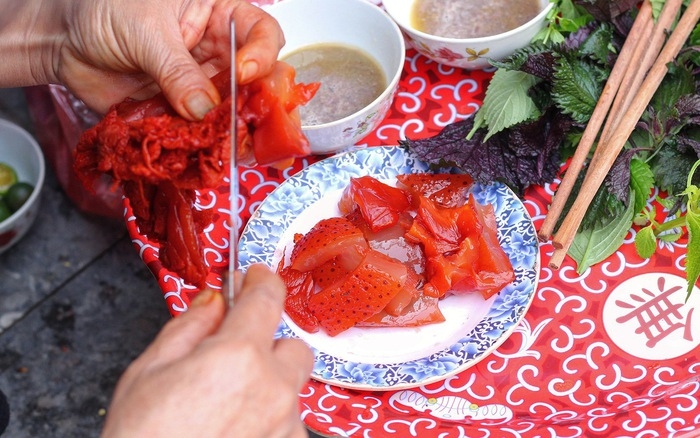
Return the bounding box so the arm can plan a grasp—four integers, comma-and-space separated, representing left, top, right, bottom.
602, 273, 700, 360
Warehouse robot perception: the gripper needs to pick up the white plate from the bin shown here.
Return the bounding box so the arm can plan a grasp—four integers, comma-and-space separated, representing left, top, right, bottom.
238, 146, 540, 390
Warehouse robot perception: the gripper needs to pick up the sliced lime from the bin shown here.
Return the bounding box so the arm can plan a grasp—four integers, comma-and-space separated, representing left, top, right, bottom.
0, 163, 18, 195
5, 182, 33, 212
0, 199, 11, 222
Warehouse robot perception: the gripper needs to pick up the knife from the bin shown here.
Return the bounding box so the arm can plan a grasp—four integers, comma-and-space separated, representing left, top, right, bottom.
227, 19, 239, 308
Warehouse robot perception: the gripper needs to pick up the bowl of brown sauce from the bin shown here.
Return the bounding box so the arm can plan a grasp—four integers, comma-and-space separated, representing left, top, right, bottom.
265, 0, 405, 154
383, 0, 553, 70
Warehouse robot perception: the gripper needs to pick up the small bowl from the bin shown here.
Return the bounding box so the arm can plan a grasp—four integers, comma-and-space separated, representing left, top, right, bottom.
266, 0, 405, 154
382, 0, 553, 70
0, 118, 45, 255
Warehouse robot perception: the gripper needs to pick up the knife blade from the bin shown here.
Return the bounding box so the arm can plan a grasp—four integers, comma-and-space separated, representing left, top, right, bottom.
227, 19, 238, 308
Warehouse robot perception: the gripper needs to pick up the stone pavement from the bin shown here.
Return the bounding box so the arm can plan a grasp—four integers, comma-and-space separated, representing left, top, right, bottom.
0, 87, 171, 437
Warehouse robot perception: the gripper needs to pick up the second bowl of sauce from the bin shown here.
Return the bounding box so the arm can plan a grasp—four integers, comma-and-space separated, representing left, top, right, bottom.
282, 43, 387, 126
411, 0, 543, 39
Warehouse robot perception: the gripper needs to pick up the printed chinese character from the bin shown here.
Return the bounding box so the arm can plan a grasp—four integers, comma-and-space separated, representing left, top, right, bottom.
615, 277, 694, 348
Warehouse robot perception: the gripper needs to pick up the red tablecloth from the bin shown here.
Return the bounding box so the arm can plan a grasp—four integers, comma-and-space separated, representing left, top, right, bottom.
125, 3, 700, 436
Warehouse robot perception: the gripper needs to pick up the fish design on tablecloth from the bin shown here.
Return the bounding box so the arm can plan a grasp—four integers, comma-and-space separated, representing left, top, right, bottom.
389, 390, 513, 422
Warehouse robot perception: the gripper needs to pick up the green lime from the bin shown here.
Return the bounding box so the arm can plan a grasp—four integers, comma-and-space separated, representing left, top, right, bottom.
5, 182, 34, 212
0, 163, 18, 195
0, 199, 11, 222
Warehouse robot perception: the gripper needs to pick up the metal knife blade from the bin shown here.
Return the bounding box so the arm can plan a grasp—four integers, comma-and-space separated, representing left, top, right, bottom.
227, 19, 238, 308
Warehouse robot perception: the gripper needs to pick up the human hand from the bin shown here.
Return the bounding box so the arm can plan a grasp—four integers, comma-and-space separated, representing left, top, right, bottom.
101, 264, 313, 438
4, 0, 284, 120
62, 0, 284, 119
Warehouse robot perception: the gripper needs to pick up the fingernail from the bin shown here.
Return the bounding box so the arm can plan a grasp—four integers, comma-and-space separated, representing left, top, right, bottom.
184, 90, 215, 120
191, 289, 216, 308
240, 61, 259, 84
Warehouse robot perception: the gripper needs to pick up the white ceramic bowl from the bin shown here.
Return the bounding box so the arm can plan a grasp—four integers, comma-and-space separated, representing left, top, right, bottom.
0, 118, 45, 255
383, 0, 553, 70
265, 0, 405, 154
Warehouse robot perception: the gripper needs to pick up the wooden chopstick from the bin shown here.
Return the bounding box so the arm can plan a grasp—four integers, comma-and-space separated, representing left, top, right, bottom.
548, 0, 700, 270
565, 0, 684, 222
598, 0, 684, 144
537, 0, 653, 241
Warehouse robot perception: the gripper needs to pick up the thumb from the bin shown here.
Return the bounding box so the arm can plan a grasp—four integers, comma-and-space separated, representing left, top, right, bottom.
137, 26, 222, 120
134, 289, 227, 372
156, 50, 222, 120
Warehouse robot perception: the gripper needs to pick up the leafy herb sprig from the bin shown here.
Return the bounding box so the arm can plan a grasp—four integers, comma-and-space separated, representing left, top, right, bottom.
636, 160, 700, 300
401, 0, 700, 293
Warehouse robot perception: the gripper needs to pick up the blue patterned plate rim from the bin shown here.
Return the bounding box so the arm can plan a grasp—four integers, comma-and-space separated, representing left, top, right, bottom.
238, 146, 540, 391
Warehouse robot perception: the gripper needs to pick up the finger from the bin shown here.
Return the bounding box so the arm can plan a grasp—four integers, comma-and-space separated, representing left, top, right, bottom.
231, 2, 286, 83
220, 264, 287, 345
233, 270, 245, 299
273, 338, 314, 389
265, 409, 309, 438
133, 290, 226, 372
277, 420, 310, 438
137, 16, 222, 120
158, 53, 222, 121
221, 270, 244, 309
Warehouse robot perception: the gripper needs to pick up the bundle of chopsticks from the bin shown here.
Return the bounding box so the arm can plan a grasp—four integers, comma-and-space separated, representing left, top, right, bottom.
539, 0, 700, 269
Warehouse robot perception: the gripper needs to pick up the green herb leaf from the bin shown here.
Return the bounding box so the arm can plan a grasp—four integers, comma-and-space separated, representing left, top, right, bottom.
559, 14, 597, 32
604, 151, 655, 213
491, 43, 558, 80
651, 145, 698, 196
552, 55, 605, 123
651, 63, 696, 115
649, 0, 665, 20
656, 195, 678, 211
691, 19, 700, 44
580, 183, 627, 230
533, 0, 594, 44
575, 23, 614, 65
629, 158, 655, 212
658, 231, 682, 243
467, 69, 540, 141
554, 163, 627, 232
683, 162, 700, 299
634, 225, 657, 259
533, 26, 566, 45
569, 189, 636, 273
685, 201, 700, 299
560, 0, 596, 27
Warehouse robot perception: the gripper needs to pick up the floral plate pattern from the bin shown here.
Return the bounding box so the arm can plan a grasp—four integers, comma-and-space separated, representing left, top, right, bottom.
238, 146, 540, 390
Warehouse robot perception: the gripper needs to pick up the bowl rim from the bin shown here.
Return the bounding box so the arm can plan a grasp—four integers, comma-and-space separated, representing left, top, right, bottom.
0, 118, 46, 228
268, 0, 407, 132
383, 0, 554, 44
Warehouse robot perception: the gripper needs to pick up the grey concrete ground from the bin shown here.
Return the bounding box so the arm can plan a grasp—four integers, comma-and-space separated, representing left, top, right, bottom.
0, 87, 171, 437
0, 88, 325, 438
